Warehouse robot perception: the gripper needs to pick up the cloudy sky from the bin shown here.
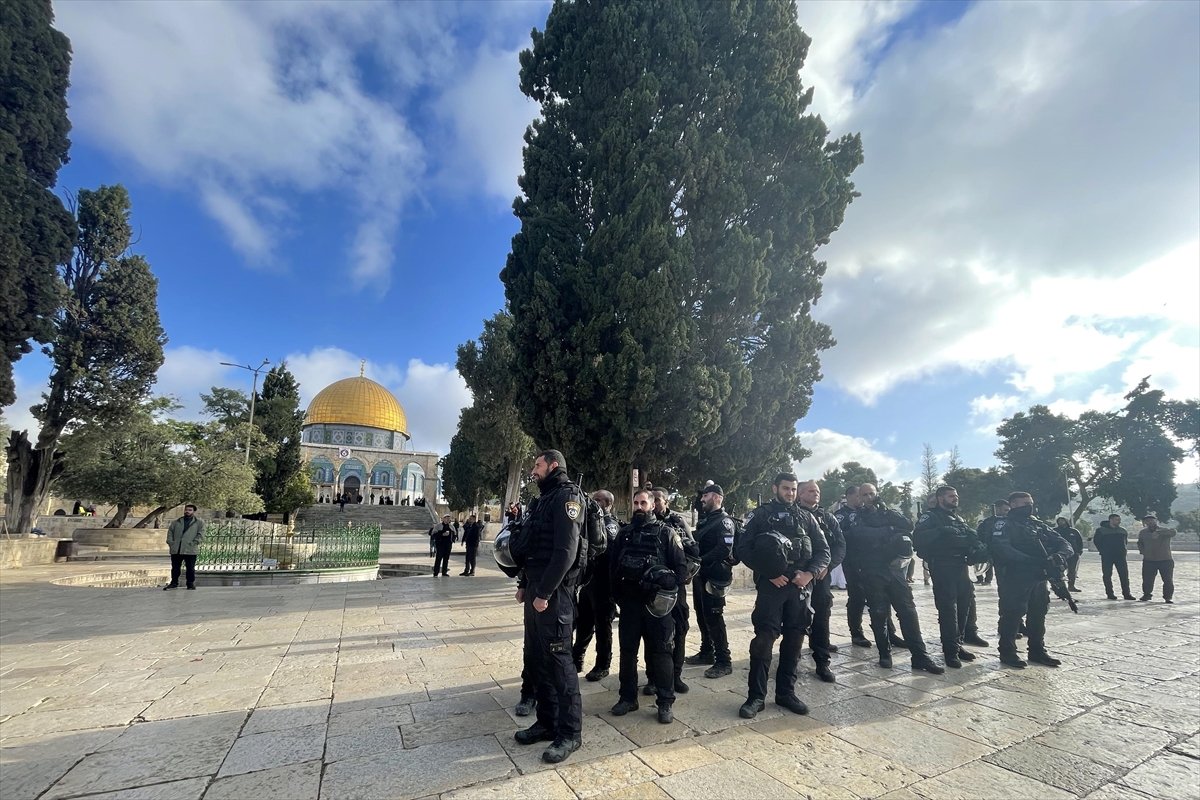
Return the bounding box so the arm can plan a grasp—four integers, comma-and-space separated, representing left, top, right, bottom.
6, 0, 1198, 487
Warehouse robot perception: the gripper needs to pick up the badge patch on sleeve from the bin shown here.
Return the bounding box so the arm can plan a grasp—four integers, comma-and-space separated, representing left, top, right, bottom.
565, 501, 581, 521
722, 518, 735, 533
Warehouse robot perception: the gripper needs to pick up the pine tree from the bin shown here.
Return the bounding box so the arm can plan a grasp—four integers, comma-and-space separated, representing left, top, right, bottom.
253, 363, 309, 514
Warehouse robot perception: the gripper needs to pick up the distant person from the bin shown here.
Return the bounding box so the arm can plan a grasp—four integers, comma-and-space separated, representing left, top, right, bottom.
1054, 517, 1084, 592
1093, 514, 1134, 600
339, 492, 348, 512
460, 515, 483, 576
974, 500, 1009, 585
1138, 514, 1175, 603
431, 515, 454, 576
72, 500, 84, 515
164, 504, 205, 591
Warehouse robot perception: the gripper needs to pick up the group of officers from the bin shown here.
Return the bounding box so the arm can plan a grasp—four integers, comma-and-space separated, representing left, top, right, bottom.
499, 449, 1078, 764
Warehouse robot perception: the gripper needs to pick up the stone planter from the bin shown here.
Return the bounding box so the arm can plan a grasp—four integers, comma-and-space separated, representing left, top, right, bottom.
260, 541, 317, 569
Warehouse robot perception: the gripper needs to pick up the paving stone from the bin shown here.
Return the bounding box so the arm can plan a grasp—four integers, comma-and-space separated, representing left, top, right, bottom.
498, 715, 635, 775
984, 740, 1122, 796
809, 695, 907, 727
401, 708, 514, 749
557, 751, 659, 798
1081, 784, 1159, 800
906, 760, 1075, 799
601, 705, 698, 748
143, 686, 263, 721
866, 682, 946, 708
1032, 714, 1176, 770
953, 684, 1084, 725
742, 732, 922, 800
601, 782, 673, 800
218, 724, 326, 777
1095, 698, 1200, 735
0, 702, 151, 738
1169, 731, 1200, 759
203, 760, 321, 800
98, 711, 247, 752
632, 739, 724, 777
1117, 752, 1200, 799
45, 736, 230, 799
654, 758, 805, 799
907, 698, 1047, 748
408, 692, 504, 723
242, 700, 330, 736
833, 717, 994, 777
745, 713, 833, 744
0, 758, 79, 800
320, 733, 514, 800
71, 777, 210, 799
441, 769, 577, 800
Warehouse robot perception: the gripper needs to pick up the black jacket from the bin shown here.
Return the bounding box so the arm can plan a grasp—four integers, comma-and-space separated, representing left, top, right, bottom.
462, 521, 484, 547
609, 518, 688, 603
988, 511, 1074, 574
1054, 524, 1084, 558
735, 498, 830, 582
1092, 521, 1129, 556
522, 467, 585, 600
802, 504, 845, 572
842, 502, 913, 572
694, 507, 736, 582
914, 506, 984, 564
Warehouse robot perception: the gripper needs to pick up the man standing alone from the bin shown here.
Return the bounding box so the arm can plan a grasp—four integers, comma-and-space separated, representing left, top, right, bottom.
460, 515, 483, 576
1138, 514, 1175, 603
431, 515, 454, 576
164, 504, 205, 591
1093, 514, 1135, 600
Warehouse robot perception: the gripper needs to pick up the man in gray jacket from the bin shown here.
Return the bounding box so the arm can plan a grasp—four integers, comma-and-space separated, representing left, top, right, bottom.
165, 504, 205, 590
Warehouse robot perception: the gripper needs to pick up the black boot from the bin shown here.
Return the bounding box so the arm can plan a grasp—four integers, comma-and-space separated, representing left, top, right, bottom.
877, 648, 893, 669
703, 662, 732, 679
739, 698, 765, 719
851, 632, 872, 648
684, 649, 715, 666
912, 655, 945, 675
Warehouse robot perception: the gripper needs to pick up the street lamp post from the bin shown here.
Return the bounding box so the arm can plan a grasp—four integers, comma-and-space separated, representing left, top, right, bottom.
219, 358, 271, 464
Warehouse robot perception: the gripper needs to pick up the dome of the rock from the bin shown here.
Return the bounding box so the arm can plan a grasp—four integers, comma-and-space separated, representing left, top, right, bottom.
303, 376, 407, 436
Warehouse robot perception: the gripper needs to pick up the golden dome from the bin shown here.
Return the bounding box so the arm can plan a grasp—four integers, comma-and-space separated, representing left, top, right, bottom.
303, 376, 408, 435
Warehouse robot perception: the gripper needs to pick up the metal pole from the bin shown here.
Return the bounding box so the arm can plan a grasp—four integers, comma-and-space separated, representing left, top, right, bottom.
219, 358, 271, 463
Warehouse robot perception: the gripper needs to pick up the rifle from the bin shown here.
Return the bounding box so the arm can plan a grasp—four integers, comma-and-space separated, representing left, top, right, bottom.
1032, 531, 1078, 613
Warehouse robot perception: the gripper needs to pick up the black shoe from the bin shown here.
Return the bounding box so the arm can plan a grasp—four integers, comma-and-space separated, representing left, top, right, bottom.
460, 571, 470, 576
1165, 599, 1174, 604
957, 649, 976, 662
684, 651, 715, 665
573, 661, 584, 673
944, 655, 962, 669
999, 653, 1027, 669
704, 663, 732, 679
657, 705, 674, 724
962, 634, 989, 647
1068, 585, 1080, 593
163, 584, 178, 591
775, 695, 809, 715
889, 636, 909, 649
1138, 596, 1149, 601
878, 654, 893, 669
912, 657, 945, 675
186, 585, 195, 590
515, 697, 536, 717
1028, 652, 1061, 668
674, 678, 689, 694
642, 683, 657, 696
827, 643, 839, 653
815, 664, 836, 683
442, 572, 450, 576
739, 698, 765, 719
514, 723, 555, 745
610, 699, 639, 716
851, 634, 872, 648
585, 667, 610, 682
542, 737, 581, 764
1106, 594, 1118, 600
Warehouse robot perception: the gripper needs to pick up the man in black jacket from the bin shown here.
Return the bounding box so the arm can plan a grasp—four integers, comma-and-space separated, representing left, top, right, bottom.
512, 450, 586, 764
843, 484, 944, 674
686, 483, 736, 678
914, 486, 987, 668
798, 480, 843, 683
646, 490, 698, 696
460, 515, 484, 576
1054, 517, 1084, 592
734, 473, 830, 719
1093, 514, 1133, 599
431, 516, 454, 576
609, 489, 689, 724
573, 490, 620, 681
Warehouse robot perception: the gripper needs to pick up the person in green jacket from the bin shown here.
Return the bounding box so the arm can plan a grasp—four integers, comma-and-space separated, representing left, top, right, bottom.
1137, 513, 1176, 603
165, 504, 205, 590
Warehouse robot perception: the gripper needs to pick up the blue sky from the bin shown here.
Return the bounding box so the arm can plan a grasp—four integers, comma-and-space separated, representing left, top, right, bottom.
6, 0, 1198, 489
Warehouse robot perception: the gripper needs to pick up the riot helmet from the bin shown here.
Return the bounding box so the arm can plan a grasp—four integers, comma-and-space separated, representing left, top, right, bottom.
492, 527, 520, 578
750, 530, 794, 576
704, 577, 733, 598
643, 564, 678, 592
646, 588, 678, 617
684, 554, 702, 581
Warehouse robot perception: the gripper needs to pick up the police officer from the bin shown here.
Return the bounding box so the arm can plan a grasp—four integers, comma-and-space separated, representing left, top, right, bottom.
1054, 517, 1084, 592
686, 483, 736, 678
513, 450, 585, 763
734, 472, 830, 719
797, 480, 843, 683
914, 486, 988, 668
835, 487, 902, 649
844, 484, 944, 674
644, 489, 697, 696
974, 499, 1008, 585
609, 489, 689, 724
988, 491, 1074, 669
573, 490, 621, 681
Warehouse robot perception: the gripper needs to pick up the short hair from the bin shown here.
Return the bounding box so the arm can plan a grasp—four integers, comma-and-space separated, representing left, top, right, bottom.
633, 489, 653, 502
652, 489, 669, 501
1109, 514, 1121, 520
935, 485, 957, 499
774, 472, 798, 486
1056, 517, 1068, 525
184, 504, 197, 512
844, 485, 859, 498
1007, 491, 1032, 503
537, 449, 566, 471
592, 490, 613, 507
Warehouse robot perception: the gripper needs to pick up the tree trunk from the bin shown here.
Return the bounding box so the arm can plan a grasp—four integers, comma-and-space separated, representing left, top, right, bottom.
105, 503, 131, 528
133, 505, 170, 528
4, 430, 65, 535
503, 460, 523, 509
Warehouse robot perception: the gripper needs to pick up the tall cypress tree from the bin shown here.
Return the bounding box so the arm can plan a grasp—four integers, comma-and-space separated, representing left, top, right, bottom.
253, 363, 308, 514
502, 0, 862, 498
0, 0, 74, 407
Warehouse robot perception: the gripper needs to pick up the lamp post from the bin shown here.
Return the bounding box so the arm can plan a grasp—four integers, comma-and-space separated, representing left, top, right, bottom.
219, 358, 271, 464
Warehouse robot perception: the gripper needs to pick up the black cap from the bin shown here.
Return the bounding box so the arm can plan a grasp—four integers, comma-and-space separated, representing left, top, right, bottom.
1142, 512, 1157, 520
702, 484, 724, 496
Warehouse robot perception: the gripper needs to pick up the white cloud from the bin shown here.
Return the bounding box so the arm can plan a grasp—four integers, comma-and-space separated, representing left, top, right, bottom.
803, 2, 1200, 404
155, 346, 238, 420
796, 428, 903, 483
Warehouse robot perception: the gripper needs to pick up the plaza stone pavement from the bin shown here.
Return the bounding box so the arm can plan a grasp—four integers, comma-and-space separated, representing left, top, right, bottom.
1, 538, 1198, 800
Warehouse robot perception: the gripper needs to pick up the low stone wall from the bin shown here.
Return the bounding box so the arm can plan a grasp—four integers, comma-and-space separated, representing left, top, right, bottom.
30, 517, 110, 538
0, 537, 69, 569
73, 528, 169, 553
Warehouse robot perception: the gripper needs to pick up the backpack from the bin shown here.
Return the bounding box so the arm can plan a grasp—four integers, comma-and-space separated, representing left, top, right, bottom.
570, 487, 608, 580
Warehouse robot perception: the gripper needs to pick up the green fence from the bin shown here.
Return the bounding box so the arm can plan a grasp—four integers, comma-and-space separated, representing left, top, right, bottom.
197, 522, 381, 571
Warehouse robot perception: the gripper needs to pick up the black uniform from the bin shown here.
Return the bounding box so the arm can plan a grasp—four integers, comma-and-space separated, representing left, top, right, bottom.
657, 511, 696, 684
431, 523, 454, 576
735, 499, 830, 703
1054, 523, 1084, 589
462, 520, 483, 575
1092, 521, 1132, 598
610, 516, 688, 708
573, 509, 620, 674
692, 506, 736, 667
842, 502, 936, 664
914, 507, 985, 660
802, 504, 844, 669
988, 508, 1074, 660
517, 468, 585, 743
834, 505, 897, 643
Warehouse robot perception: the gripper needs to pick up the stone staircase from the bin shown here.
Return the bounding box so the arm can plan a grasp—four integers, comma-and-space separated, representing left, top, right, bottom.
293, 504, 436, 535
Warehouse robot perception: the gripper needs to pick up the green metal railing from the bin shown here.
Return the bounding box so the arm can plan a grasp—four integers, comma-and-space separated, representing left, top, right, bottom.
196, 522, 381, 571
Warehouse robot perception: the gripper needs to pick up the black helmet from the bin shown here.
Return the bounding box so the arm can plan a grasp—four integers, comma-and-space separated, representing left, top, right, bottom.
750, 531, 793, 576
704, 577, 733, 598
684, 554, 702, 581
644, 564, 678, 592
492, 527, 520, 578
